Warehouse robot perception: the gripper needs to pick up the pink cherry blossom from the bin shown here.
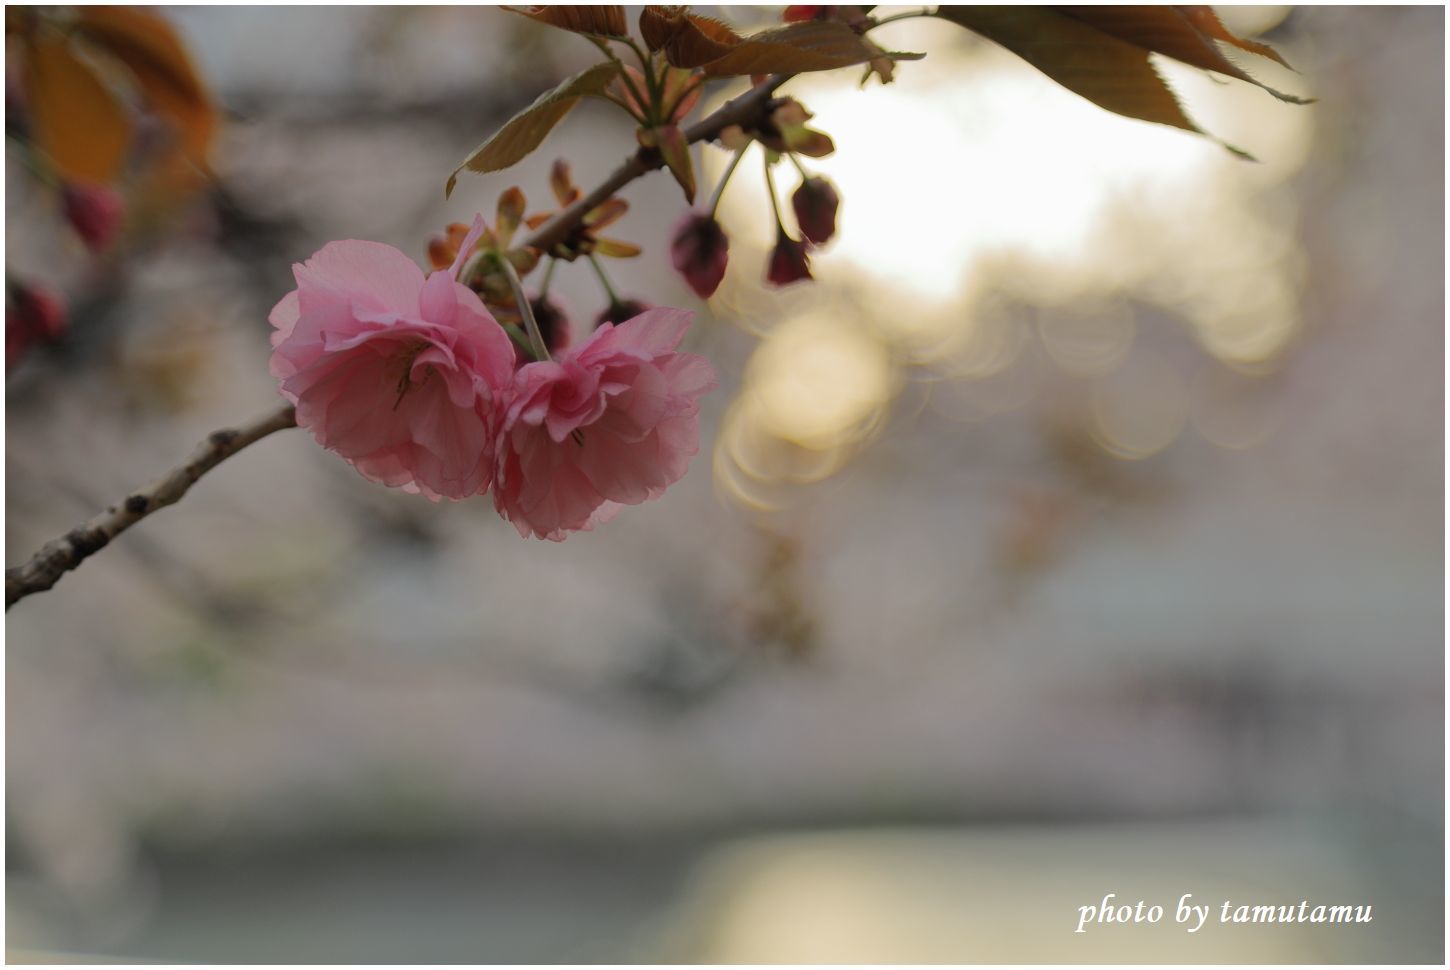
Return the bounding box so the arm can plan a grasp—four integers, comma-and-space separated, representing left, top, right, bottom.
493, 307, 717, 540
269, 217, 516, 499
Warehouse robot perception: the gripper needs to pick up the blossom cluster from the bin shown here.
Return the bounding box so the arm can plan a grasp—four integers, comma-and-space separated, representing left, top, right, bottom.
269, 217, 716, 541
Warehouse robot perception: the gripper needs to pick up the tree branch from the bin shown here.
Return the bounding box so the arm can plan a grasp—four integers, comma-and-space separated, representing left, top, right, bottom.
522, 74, 788, 253
7, 75, 794, 610
6, 403, 297, 609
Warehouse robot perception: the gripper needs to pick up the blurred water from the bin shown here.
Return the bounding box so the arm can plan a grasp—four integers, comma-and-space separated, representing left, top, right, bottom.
5, 5, 1442, 963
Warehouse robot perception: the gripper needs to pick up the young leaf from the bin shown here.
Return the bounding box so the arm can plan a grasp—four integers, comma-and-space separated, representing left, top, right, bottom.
446, 62, 618, 197
655, 124, 696, 203
26, 33, 133, 181
694, 21, 881, 77
1054, 6, 1309, 103
660, 65, 703, 123
639, 5, 687, 52
496, 187, 526, 246
583, 197, 627, 230
935, 6, 1254, 155
593, 238, 641, 258
75, 6, 218, 173
550, 158, 581, 206
661, 14, 744, 69
787, 129, 835, 157
506, 5, 627, 38
1175, 6, 1295, 70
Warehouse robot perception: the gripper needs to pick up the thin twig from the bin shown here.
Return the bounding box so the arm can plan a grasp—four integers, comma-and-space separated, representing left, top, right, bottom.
522, 74, 788, 254
6, 404, 297, 609
7, 75, 795, 610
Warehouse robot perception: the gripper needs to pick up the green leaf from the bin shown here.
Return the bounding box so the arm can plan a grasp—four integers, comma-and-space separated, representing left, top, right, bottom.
446, 62, 618, 198
935, 6, 1263, 156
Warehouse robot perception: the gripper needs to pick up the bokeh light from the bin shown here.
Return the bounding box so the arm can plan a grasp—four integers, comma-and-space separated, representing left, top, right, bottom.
706, 11, 1315, 505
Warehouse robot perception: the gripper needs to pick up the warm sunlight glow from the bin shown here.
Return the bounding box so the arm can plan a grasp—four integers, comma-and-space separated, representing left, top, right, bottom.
705, 14, 1314, 503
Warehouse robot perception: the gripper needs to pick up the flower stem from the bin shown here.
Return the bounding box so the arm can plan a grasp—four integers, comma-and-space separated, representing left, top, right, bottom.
624, 37, 663, 122
521, 74, 789, 256
763, 153, 786, 231
500, 322, 535, 358
787, 151, 810, 179
589, 36, 651, 122
539, 257, 557, 298
497, 255, 551, 362
587, 253, 621, 305
869, 7, 937, 28
624, 36, 652, 72
708, 148, 746, 219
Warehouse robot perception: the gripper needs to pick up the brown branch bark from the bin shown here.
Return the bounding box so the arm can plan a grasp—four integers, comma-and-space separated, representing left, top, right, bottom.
6, 404, 297, 609
522, 73, 788, 253
6, 74, 792, 610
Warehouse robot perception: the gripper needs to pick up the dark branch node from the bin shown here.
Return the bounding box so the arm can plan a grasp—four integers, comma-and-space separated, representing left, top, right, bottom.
64, 527, 110, 558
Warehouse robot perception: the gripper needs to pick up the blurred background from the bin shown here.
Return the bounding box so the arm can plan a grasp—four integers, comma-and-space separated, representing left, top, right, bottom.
5, 4, 1443, 963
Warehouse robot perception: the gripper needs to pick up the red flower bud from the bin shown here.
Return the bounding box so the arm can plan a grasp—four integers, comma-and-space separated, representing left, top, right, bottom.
767, 229, 812, 287
791, 176, 840, 245
530, 295, 572, 355
61, 182, 124, 252
595, 298, 652, 329
426, 222, 473, 270
783, 5, 824, 22
6, 75, 27, 140
6, 281, 67, 370
783, 5, 872, 27
425, 234, 455, 271
670, 211, 729, 299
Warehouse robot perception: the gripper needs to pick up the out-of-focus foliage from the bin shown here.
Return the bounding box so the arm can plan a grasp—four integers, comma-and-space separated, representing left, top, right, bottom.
6, 6, 1440, 964
9, 5, 217, 187
22, 30, 132, 182
6, 6, 219, 371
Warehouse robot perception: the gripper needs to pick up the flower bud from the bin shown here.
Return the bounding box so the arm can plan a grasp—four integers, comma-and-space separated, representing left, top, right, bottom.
783, 5, 872, 28
791, 176, 840, 245
6, 281, 67, 370
61, 182, 124, 252
427, 222, 473, 270
426, 234, 456, 270
595, 298, 652, 329
783, 5, 824, 22
529, 295, 572, 354
6, 75, 27, 139
767, 229, 812, 287
670, 211, 729, 299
